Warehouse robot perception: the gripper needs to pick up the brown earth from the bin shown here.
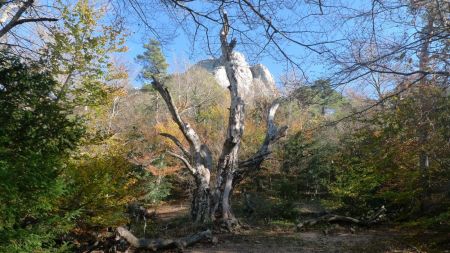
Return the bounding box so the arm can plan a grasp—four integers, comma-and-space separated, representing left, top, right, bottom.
138, 202, 434, 253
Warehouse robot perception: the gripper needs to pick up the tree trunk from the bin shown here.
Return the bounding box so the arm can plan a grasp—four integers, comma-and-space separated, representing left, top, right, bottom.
213, 155, 240, 229
418, 11, 434, 200
212, 90, 243, 227
191, 175, 211, 223
210, 12, 288, 230
211, 11, 245, 229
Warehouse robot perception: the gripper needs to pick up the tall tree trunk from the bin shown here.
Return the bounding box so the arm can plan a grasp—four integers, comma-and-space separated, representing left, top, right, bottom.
212, 12, 245, 228
211, 12, 288, 230
418, 12, 434, 199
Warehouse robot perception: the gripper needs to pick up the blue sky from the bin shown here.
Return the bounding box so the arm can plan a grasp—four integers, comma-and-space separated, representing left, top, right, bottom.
123, 25, 289, 88
117, 0, 414, 98
118, 0, 342, 88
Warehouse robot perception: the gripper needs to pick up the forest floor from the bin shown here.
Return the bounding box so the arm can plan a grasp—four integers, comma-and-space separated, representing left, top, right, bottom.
133, 201, 447, 253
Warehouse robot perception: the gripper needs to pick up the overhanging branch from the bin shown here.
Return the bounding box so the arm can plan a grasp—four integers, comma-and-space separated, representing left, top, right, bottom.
0, 0, 56, 39
14, 17, 58, 26
0, 0, 34, 38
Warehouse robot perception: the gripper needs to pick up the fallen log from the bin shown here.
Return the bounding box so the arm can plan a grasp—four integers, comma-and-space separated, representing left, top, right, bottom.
297, 206, 386, 231
116, 226, 212, 251
297, 214, 361, 230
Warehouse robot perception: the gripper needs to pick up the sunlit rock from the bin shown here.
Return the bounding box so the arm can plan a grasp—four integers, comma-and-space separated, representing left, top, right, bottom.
195, 52, 278, 103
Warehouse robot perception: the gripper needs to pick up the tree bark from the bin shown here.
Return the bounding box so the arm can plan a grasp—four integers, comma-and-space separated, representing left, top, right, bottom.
211, 11, 245, 229
210, 11, 288, 230
191, 176, 211, 223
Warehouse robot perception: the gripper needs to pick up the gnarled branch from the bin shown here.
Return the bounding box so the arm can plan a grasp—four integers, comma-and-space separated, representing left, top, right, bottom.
240, 101, 287, 168
12, 17, 58, 25
152, 77, 202, 152
234, 101, 287, 184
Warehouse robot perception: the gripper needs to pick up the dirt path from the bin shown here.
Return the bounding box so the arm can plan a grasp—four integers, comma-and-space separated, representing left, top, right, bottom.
185, 228, 418, 253
154, 201, 189, 221
147, 202, 422, 253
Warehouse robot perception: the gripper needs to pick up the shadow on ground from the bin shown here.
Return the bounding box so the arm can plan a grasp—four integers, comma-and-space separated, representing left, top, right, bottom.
126, 202, 424, 253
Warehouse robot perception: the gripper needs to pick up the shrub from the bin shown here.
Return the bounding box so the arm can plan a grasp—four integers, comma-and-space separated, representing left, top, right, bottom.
0, 53, 83, 252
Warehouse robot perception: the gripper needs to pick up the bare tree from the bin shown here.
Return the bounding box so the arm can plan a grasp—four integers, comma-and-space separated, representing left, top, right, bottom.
149, 12, 287, 228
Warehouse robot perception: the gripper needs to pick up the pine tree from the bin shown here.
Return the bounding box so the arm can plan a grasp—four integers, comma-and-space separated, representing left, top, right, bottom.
136, 39, 168, 81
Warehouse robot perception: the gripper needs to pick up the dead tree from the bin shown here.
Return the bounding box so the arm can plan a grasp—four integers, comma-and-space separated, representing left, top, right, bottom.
151, 11, 287, 227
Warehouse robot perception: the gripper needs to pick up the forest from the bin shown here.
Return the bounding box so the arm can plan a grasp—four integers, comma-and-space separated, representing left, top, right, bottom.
0, 0, 449, 252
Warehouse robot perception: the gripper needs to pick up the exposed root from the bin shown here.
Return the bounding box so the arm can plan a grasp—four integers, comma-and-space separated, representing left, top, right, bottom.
214, 217, 242, 233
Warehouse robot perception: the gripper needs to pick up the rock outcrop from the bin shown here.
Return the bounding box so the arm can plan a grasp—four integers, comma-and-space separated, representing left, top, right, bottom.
194, 52, 278, 103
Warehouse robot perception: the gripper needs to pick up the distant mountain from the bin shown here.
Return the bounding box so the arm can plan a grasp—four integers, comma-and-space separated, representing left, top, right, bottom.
194, 52, 278, 103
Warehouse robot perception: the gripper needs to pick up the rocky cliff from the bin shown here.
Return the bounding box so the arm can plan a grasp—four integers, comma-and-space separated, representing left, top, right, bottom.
194, 52, 278, 103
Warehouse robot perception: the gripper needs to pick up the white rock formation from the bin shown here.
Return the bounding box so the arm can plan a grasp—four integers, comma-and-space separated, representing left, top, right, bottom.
194, 52, 278, 103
